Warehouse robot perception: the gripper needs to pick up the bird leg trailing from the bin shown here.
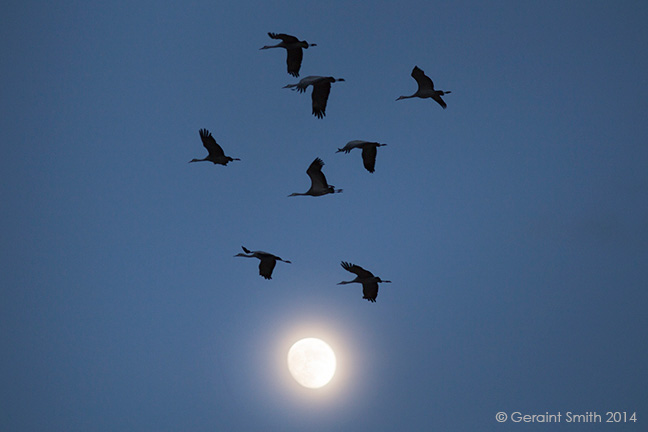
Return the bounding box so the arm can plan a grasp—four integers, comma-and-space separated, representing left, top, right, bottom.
283, 83, 306, 93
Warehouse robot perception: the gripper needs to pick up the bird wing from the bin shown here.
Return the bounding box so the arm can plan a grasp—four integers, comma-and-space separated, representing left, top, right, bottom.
286, 75, 322, 93
340, 261, 375, 278
362, 281, 379, 302
259, 257, 277, 280
431, 93, 447, 109
361, 144, 378, 173
306, 157, 329, 190
412, 66, 435, 92
199, 129, 226, 157
311, 79, 331, 119
268, 32, 299, 43
286, 48, 303, 77
338, 140, 366, 153
293, 76, 320, 92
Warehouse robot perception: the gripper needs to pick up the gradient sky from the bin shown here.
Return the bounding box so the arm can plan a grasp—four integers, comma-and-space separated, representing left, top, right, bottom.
2, 1, 647, 431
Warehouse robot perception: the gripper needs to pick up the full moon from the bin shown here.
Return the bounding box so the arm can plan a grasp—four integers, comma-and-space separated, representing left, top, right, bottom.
287, 338, 336, 389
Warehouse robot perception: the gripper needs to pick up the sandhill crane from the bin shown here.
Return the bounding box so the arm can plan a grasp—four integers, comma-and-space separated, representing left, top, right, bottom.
284, 76, 345, 118
337, 261, 391, 303
234, 246, 291, 280
288, 157, 342, 197
336, 140, 387, 173
396, 66, 451, 109
190, 129, 240, 165
260, 32, 316, 77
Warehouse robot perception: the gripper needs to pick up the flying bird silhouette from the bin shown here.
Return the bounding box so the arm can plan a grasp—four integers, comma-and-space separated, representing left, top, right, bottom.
289, 157, 342, 197
234, 246, 291, 280
190, 129, 240, 165
336, 140, 387, 173
338, 261, 391, 303
396, 66, 451, 109
284, 76, 345, 118
260, 32, 316, 77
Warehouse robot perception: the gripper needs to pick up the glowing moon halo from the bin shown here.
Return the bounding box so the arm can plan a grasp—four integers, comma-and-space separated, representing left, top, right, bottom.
287, 338, 336, 389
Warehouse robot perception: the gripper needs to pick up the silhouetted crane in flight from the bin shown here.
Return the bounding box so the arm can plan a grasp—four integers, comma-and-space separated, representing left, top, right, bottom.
288, 158, 342, 197
260, 32, 316, 77
234, 246, 291, 280
190, 129, 240, 165
396, 66, 451, 109
284, 76, 345, 118
336, 140, 387, 173
337, 261, 391, 303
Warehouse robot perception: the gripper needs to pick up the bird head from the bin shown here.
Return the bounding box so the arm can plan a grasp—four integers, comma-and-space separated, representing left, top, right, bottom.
304, 42, 317, 48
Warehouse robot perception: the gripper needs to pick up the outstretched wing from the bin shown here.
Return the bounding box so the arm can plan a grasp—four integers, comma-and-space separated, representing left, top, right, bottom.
311, 79, 331, 119
286, 48, 303, 77
199, 129, 226, 157
337, 140, 365, 153
362, 282, 379, 302
268, 32, 299, 43
306, 157, 329, 190
412, 66, 435, 92
340, 261, 375, 279
431, 93, 447, 109
361, 144, 378, 173
259, 257, 277, 280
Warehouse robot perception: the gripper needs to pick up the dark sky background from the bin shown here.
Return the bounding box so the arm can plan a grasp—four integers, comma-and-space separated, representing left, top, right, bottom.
1, 1, 647, 431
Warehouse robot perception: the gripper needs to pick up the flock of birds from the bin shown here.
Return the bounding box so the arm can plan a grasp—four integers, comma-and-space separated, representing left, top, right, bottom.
191, 32, 451, 302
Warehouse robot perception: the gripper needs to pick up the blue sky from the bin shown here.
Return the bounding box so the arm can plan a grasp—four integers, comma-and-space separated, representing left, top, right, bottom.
1, 1, 647, 430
